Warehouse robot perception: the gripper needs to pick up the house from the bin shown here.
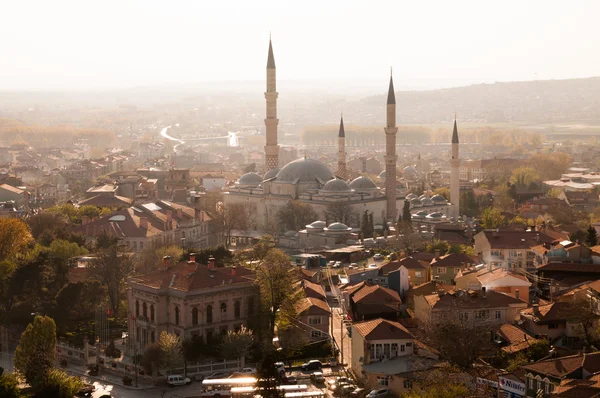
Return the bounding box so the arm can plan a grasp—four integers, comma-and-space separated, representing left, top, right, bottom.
0, 184, 28, 206
127, 255, 259, 351
351, 318, 440, 397
474, 229, 555, 270
295, 297, 331, 341
522, 352, 600, 398
531, 240, 592, 267
403, 281, 454, 310
454, 265, 531, 302
491, 323, 540, 355
297, 279, 327, 301
78, 194, 134, 208
558, 190, 599, 211
414, 289, 528, 325
381, 257, 429, 286
345, 282, 402, 321
430, 252, 476, 284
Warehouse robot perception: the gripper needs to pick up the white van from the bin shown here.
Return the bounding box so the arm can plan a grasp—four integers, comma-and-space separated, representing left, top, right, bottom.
168, 375, 192, 386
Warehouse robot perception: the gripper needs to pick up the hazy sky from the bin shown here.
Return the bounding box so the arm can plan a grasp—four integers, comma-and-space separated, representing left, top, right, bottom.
1, 0, 598, 90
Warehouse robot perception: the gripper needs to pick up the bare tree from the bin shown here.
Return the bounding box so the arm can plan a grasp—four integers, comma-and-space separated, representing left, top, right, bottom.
325, 201, 355, 225
90, 245, 133, 317
214, 202, 255, 248
276, 201, 318, 232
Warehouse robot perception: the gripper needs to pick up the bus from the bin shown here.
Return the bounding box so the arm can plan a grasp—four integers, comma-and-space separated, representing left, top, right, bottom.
230, 384, 309, 398
201, 378, 257, 397
285, 392, 326, 398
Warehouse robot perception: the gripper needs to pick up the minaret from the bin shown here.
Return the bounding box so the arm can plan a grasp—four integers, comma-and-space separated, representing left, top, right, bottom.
337, 115, 347, 179
385, 71, 398, 220
450, 114, 460, 220
264, 36, 279, 172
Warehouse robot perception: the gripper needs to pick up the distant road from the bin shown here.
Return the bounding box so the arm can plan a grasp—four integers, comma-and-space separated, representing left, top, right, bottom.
159, 125, 239, 148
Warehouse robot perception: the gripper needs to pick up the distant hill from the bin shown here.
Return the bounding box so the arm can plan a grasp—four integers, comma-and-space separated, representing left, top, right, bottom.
360, 77, 600, 124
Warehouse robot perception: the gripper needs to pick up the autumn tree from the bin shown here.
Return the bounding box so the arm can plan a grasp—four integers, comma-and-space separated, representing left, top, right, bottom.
90, 245, 133, 317
0, 218, 32, 262
510, 166, 541, 186
220, 326, 254, 361
528, 152, 572, 181
325, 201, 355, 225
0, 372, 23, 398
137, 243, 184, 274
481, 207, 506, 229
14, 315, 57, 388
276, 201, 318, 232
158, 331, 183, 373
26, 211, 69, 246
433, 187, 450, 200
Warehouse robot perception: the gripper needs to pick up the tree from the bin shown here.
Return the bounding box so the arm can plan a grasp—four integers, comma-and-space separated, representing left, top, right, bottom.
426, 239, 450, 254
325, 202, 354, 225
14, 315, 57, 388
0, 260, 16, 323
215, 202, 255, 248
586, 225, 598, 247
0, 373, 24, 398
137, 243, 184, 274
141, 344, 163, 379
276, 201, 318, 232
510, 167, 541, 186
481, 207, 506, 229
0, 218, 32, 262
243, 163, 256, 173
220, 326, 254, 361
402, 200, 412, 228
53, 281, 107, 339
26, 211, 69, 246
158, 332, 183, 373
251, 248, 301, 339
34, 369, 83, 398
90, 245, 133, 317
433, 187, 450, 200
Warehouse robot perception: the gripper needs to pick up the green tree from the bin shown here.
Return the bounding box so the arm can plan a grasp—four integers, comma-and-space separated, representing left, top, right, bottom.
0, 373, 24, 398
14, 315, 57, 388
48, 240, 88, 267
220, 326, 254, 360
53, 281, 107, 340
433, 187, 450, 200
586, 225, 598, 247
510, 166, 541, 186
481, 207, 506, 229
426, 239, 449, 254
91, 245, 133, 317
158, 332, 183, 373
402, 200, 412, 227
34, 369, 83, 398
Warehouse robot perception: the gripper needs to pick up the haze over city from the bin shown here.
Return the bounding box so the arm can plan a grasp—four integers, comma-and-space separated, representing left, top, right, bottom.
2, 2, 600, 398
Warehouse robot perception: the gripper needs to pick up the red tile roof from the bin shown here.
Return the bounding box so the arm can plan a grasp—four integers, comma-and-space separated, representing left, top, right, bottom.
424, 289, 526, 310
523, 352, 600, 379
430, 252, 475, 268
380, 257, 427, 276
480, 230, 555, 249
353, 318, 413, 340
351, 284, 401, 305
296, 297, 331, 316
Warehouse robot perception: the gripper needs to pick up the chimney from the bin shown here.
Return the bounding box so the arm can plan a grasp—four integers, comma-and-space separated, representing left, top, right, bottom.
482, 286, 486, 297
208, 256, 215, 270
82, 216, 90, 225
163, 255, 171, 268
232, 266, 237, 277
140, 217, 148, 229
434, 250, 440, 260
532, 303, 540, 316
515, 289, 520, 300
536, 233, 540, 243
189, 253, 196, 263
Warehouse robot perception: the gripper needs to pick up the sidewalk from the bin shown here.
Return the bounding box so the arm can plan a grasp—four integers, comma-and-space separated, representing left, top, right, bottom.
67, 364, 155, 390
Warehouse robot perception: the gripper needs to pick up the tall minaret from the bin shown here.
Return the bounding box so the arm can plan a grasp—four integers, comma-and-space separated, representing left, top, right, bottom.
450, 114, 460, 220
337, 115, 347, 179
385, 71, 398, 220
264, 36, 279, 172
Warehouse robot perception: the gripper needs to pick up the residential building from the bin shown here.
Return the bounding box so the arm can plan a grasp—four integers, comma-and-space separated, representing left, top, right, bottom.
295, 297, 331, 341
381, 257, 429, 286
430, 252, 476, 284
351, 318, 440, 397
127, 256, 259, 350
0, 184, 27, 206
454, 265, 531, 302
473, 229, 555, 270
491, 323, 539, 356
459, 158, 522, 182
414, 289, 528, 325
344, 282, 402, 321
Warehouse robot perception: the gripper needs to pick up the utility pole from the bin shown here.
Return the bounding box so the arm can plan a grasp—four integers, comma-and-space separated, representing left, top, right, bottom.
131, 314, 139, 388
340, 317, 344, 366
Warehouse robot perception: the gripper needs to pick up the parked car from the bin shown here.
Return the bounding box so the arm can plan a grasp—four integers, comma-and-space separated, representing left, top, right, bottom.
373, 254, 384, 261
366, 389, 389, 398
338, 384, 357, 396
368, 263, 378, 269
331, 382, 351, 393
328, 376, 351, 389
328, 261, 336, 267
240, 367, 256, 375
205, 371, 227, 379
167, 375, 192, 386
275, 362, 286, 374
282, 376, 298, 385
310, 371, 325, 384
333, 261, 342, 268
351, 387, 367, 397
76, 383, 95, 397
301, 360, 322, 371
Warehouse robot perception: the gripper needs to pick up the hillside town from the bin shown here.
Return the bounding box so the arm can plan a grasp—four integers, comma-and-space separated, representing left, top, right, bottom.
4, 10, 600, 398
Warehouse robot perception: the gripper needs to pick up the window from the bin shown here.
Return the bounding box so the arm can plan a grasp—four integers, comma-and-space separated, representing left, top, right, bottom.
495, 311, 501, 320
400, 344, 405, 352
150, 305, 155, 322
377, 376, 389, 386
135, 300, 140, 317
151, 331, 155, 343
437, 267, 447, 274
174, 306, 180, 326
544, 379, 550, 394
454, 268, 460, 274
391, 343, 398, 357
459, 312, 469, 321
415, 271, 422, 277
308, 317, 322, 325
234, 301, 241, 319
475, 310, 489, 320
142, 303, 147, 319
311, 330, 321, 338
548, 323, 558, 329
133, 241, 137, 250
220, 303, 227, 320
527, 374, 533, 388
140, 241, 144, 250
192, 307, 199, 326
383, 344, 391, 358
403, 380, 413, 389
206, 305, 213, 324
136, 326, 140, 342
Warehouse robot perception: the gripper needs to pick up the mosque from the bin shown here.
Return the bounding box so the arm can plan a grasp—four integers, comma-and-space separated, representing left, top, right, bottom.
223, 38, 460, 233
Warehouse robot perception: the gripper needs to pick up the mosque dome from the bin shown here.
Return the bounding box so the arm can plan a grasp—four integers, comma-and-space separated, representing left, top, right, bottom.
349, 176, 377, 191
322, 178, 351, 192
410, 198, 422, 207
431, 194, 447, 203
325, 222, 351, 232
306, 220, 326, 229
421, 197, 434, 206
418, 194, 428, 200
237, 172, 262, 186
378, 170, 386, 180
403, 166, 417, 175
415, 211, 429, 218
275, 158, 334, 184
427, 212, 445, 219
406, 193, 418, 201
283, 230, 298, 237
263, 167, 280, 180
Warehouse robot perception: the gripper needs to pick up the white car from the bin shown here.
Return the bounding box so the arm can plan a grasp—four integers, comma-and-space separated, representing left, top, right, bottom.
368, 264, 378, 269
366, 389, 389, 398
275, 362, 286, 374
373, 254, 384, 261
167, 375, 191, 386
328, 261, 336, 267
333, 261, 342, 268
